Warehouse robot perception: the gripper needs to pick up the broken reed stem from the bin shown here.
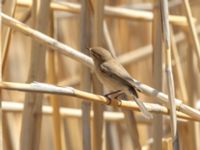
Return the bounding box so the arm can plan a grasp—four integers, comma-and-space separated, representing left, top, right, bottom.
1, 13, 200, 121
0, 81, 199, 122
15, 1, 195, 26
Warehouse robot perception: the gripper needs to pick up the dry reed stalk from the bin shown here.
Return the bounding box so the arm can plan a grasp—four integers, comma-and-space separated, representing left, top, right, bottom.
3, 101, 190, 124
0, 12, 196, 69
2, 14, 199, 88
20, 1, 49, 150
48, 56, 63, 147
183, 0, 200, 71
170, 27, 188, 101
117, 7, 141, 150
162, 138, 173, 150
176, 30, 198, 150
1, 0, 198, 148
15, 1, 194, 27
47, 11, 62, 150
58, 75, 80, 87
103, 21, 115, 57
182, 30, 199, 150
2, 113, 13, 150
2, 0, 16, 76
1, 1, 16, 149
152, 0, 163, 149
1, 13, 93, 67
102, 18, 120, 150
1, 101, 147, 123
0, 82, 198, 122
0, 117, 2, 150
92, 0, 105, 149
108, 27, 200, 66
123, 110, 141, 149
160, 0, 177, 144
80, 0, 92, 150
1, 13, 200, 121
19, 9, 31, 23
0, 22, 1, 150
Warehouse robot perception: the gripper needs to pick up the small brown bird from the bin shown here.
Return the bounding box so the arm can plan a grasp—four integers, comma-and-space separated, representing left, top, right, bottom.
89, 47, 152, 119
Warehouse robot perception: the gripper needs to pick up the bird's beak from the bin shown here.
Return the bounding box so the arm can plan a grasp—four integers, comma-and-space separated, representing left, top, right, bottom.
86, 47, 92, 53
88, 48, 100, 59
88, 48, 94, 55
86, 47, 90, 51
86, 48, 93, 56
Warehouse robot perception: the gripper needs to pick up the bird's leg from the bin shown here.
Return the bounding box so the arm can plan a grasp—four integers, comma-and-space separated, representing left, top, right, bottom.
104, 90, 125, 105
104, 90, 126, 101
104, 90, 121, 102
114, 92, 127, 100
104, 90, 121, 98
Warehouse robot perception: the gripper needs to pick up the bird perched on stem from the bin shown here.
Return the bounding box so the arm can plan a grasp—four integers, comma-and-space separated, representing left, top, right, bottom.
89, 47, 153, 119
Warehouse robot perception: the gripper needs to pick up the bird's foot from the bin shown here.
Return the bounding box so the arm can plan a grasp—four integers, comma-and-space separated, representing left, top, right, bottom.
104, 90, 125, 105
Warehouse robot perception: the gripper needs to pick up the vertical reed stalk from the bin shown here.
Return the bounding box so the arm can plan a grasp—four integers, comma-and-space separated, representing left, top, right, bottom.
20, 0, 49, 149
80, 0, 92, 150
152, 0, 163, 149
2, 113, 13, 150
183, 0, 200, 71
170, 27, 188, 101
160, 1, 178, 148
47, 10, 62, 150
2, 0, 16, 76
92, 0, 105, 149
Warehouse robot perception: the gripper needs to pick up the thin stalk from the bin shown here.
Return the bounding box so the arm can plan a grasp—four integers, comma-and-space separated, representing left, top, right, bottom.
92, 0, 104, 149
20, 1, 49, 149
2, 0, 16, 76
1, 3, 17, 148
103, 21, 116, 57
1, 13, 200, 121
152, 0, 163, 149
170, 27, 188, 101
183, 0, 200, 71
160, 0, 177, 145
47, 12, 62, 149
80, 0, 92, 150
1, 101, 148, 123
0, 82, 199, 122
15, 1, 194, 26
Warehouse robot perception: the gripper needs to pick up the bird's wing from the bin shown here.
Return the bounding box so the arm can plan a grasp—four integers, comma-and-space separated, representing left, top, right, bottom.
101, 60, 153, 119
100, 60, 138, 97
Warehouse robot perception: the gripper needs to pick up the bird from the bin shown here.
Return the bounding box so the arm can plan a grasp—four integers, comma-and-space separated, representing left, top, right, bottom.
89, 47, 152, 119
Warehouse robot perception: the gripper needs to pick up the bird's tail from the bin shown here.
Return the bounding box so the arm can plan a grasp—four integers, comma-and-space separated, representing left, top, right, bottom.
133, 96, 153, 120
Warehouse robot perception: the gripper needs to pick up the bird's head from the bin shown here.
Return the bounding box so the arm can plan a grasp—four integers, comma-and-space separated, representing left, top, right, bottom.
89, 47, 113, 63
